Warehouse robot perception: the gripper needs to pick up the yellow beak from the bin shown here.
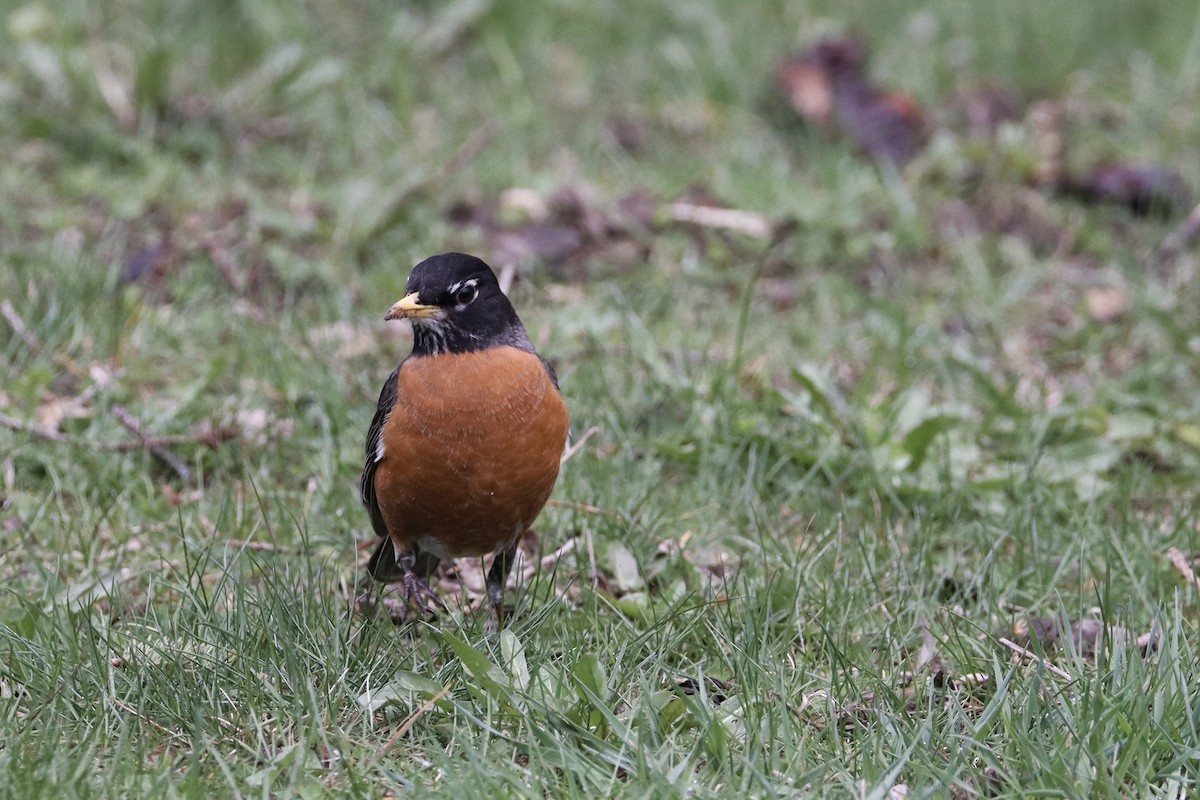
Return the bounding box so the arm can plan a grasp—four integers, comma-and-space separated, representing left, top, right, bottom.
385, 292, 441, 321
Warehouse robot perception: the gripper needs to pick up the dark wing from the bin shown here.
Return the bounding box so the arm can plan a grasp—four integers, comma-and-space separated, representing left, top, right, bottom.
538, 355, 561, 390
508, 323, 560, 391
361, 361, 444, 583
360, 364, 402, 539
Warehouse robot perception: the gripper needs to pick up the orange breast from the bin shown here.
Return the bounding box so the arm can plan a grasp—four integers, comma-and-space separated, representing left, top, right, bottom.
373, 346, 569, 559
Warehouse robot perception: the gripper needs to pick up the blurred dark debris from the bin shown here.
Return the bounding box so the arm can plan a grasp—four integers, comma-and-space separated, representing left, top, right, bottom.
798, 668, 992, 734
944, 186, 1069, 256
948, 765, 1007, 800
1012, 616, 1159, 659
776, 36, 926, 166
1165, 547, 1200, 594
1025, 98, 1191, 216
675, 676, 731, 705
448, 182, 784, 281
935, 572, 980, 606
608, 112, 651, 154
448, 183, 654, 281
1056, 163, 1191, 218
949, 81, 1023, 138
118, 197, 329, 308
773, 39, 1191, 225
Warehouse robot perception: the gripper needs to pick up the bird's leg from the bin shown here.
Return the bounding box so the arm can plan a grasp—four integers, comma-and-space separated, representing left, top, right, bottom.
485, 544, 519, 627
396, 548, 446, 615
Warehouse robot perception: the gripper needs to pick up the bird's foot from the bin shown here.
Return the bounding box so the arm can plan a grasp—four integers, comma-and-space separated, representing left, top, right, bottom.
485, 600, 517, 632
402, 571, 447, 617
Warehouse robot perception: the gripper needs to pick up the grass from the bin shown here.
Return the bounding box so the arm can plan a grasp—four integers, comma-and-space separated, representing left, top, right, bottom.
3, 0, 1200, 796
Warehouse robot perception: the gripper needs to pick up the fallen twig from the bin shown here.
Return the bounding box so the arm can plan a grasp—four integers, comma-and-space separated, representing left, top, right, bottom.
668, 203, 771, 239
367, 684, 451, 766
1165, 547, 1200, 593
110, 697, 189, 746
90, 49, 137, 130
0, 410, 232, 457
0, 412, 73, 444
1, 299, 87, 378
545, 499, 618, 517
584, 527, 599, 585
1160, 202, 1200, 257
998, 637, 1073, 682
199, 234, 243, 295
110, 404, 192, 480
539, 537, 577, 572
0, 300, 43, 353
225, 539, 290, 553
560, 425, 600, 465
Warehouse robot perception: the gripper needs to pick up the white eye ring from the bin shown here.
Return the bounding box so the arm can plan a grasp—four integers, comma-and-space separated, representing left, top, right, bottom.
454, 284, 477, 305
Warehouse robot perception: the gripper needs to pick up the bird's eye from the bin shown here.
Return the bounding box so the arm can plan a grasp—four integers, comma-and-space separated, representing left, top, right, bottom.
454, 284, 477, 305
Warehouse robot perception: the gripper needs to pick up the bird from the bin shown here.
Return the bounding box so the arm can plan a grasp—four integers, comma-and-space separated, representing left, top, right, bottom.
360, 252, 570, 623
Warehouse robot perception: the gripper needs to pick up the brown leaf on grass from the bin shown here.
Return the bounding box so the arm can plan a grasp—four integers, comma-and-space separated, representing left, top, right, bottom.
776, 46, 839, 128
682, 544, 737, 591
497, 187, 550, 223
35, 395, 94, 433
1022, 96, 1190, 217
775, 36, 926, 166
608, 543, 644, 593
1085, 286, 1131, 324
1012, 616, 1158, 659
1166, 547, 1200, 593
914, 623, 944, 677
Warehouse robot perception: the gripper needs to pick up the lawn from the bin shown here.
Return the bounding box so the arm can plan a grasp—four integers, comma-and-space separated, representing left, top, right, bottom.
2, 0, 1200, 797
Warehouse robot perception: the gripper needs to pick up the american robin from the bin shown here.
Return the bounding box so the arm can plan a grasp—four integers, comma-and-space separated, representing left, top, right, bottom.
360, 252, 570, 621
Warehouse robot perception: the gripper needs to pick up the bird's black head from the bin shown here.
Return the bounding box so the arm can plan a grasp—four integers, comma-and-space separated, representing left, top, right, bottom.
385, 253, 531, 357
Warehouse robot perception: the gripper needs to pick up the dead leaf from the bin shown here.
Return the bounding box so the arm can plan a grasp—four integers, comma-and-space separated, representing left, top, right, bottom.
1013, 616, 1157, 659
497, 187, 549, 223
35, 395, 93, 432
1085, 286, 1130, 324
776, 37, 926, 166
609, 543, 644, 594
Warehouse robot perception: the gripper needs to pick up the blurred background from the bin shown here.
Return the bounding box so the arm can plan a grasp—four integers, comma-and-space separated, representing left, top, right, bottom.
2, 0, 1200, 796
